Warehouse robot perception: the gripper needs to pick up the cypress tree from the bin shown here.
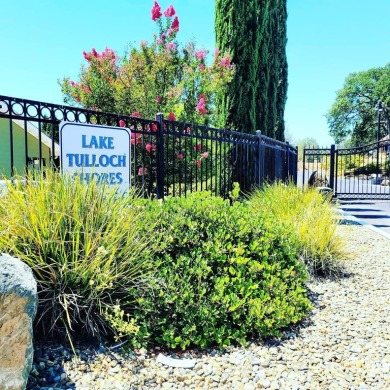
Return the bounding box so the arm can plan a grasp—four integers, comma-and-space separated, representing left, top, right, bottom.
215, 0, 287, 140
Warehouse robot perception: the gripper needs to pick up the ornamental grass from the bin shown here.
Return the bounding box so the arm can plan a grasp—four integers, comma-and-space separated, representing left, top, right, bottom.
0, 169, 156, 340
250, 182, 345, 277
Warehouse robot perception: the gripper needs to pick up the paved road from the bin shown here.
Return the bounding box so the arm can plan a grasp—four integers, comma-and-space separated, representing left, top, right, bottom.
337, 199, 390, 235
298, 170, 390, 237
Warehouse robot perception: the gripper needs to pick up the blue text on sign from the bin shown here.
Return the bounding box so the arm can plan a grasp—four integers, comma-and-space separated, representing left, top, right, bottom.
82, 135, 114, 149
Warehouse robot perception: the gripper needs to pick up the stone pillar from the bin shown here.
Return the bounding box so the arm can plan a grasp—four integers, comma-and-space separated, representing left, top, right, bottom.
0, 254, 38, 390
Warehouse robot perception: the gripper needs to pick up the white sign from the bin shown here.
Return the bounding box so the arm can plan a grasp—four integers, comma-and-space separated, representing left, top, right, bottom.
60, 122, 131, 192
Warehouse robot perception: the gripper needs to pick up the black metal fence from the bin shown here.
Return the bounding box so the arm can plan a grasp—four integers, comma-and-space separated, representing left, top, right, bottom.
303, 141, 390, 199
0, 95, 297, 198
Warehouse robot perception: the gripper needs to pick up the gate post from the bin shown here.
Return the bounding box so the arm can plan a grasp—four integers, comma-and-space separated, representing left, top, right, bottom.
329, 144, 336, 190
155, 113, 165, 200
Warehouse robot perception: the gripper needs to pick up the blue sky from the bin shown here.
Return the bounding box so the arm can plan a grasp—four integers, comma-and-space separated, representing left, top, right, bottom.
1, 0, 389, 146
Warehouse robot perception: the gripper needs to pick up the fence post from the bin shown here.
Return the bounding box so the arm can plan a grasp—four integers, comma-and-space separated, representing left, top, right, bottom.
156, 113, 165, 199
286, 142, 290, 181
295, 145, 298, 185
256, 130, 262, 187
329, 144, 336, 190
302, 147, 306, 187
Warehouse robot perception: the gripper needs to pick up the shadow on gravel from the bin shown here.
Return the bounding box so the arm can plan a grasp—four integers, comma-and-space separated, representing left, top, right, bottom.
27, 344, 77, 390
338, 219, 361, 226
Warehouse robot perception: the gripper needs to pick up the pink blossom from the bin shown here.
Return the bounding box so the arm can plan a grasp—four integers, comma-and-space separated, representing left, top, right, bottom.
171, 16, 179, 32
151, 123, 158, 132
138, 167, 148, 176
197, 106, 207, 115
156, 39, 163, 45
83, 86, 91, 94
214, 48, 220, 57
156, 96, 162, 103
196, 160, 202, 167
220, 56, 231, 67
166, 42, 176, 51
186, 127, 191, 134
131, 133, 142, 145
145, 143, 156, 153
164, 5, 176, 17
167, 112, 176, 121
194, 143, 202, 151
70, 81, 76, 86
102, 47, 116, 61
201, 152, 209, 158
177, 153, 184, 159
196, 98, 207, 115
83, 51, 91, 62
161, 33, 166, 39
119, 120, 126, 127
194, 50, 206, 61
92, 48, 99, 58
167, 91, 173, 99
199, 64, 205, 71
151, 1, 162, 21
131, 112, 141, 118
167, 28, 174, 36
140, 40, 148, 47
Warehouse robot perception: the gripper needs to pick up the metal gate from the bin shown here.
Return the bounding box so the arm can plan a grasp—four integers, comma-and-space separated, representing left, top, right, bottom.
303, 140, 390, 199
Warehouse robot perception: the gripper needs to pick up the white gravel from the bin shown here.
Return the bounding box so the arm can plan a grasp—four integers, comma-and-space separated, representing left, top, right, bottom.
28, 225, 390, 390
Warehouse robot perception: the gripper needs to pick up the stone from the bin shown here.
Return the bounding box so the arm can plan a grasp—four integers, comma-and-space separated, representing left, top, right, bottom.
381, 178, 389, 186
156, 353, 196, 369
262, 378, 271, 388
23, 226, 390, 390
0, 254, 37, 390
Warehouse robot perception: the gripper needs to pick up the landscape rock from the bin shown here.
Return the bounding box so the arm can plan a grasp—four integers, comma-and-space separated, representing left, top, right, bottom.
156, 353, 197, 369
26, 225, 390, 389
0, 254, 37, 390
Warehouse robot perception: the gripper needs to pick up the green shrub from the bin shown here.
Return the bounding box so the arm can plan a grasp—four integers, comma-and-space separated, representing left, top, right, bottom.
250, 182, 344, 277
127, 192, 311, 349
382, 159, 390, 173
0, 170, 156, 340
352, 162, 379, 175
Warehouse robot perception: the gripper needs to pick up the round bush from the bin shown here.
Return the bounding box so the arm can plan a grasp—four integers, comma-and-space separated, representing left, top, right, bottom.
128, 192, 312, 349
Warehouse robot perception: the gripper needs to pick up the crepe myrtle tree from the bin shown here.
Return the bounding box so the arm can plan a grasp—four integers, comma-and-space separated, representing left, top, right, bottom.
60, 1, 234, 127
60, 2, 234, 196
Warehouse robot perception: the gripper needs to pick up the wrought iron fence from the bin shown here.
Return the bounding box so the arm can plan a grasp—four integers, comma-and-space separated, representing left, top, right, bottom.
0, 95, 297, 198
303, 141, 390, 199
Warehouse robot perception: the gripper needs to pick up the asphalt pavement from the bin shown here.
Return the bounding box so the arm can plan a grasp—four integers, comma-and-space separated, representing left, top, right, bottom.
337, 199, 390, 239
298, 170, 390, 239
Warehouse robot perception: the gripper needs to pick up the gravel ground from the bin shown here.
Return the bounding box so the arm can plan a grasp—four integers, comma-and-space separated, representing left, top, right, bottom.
27, 225, 390, 390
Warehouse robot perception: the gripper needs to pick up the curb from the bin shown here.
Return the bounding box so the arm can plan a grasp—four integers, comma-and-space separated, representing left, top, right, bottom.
338, 209, 390, 241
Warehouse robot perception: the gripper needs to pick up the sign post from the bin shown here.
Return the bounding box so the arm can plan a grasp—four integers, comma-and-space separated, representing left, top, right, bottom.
60, 122, 131, 192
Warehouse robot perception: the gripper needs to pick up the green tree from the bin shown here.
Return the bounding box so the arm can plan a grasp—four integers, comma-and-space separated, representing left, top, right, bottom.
296, 137, 319, 161
326, 63, 390, 146
215, 0, 288, 140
